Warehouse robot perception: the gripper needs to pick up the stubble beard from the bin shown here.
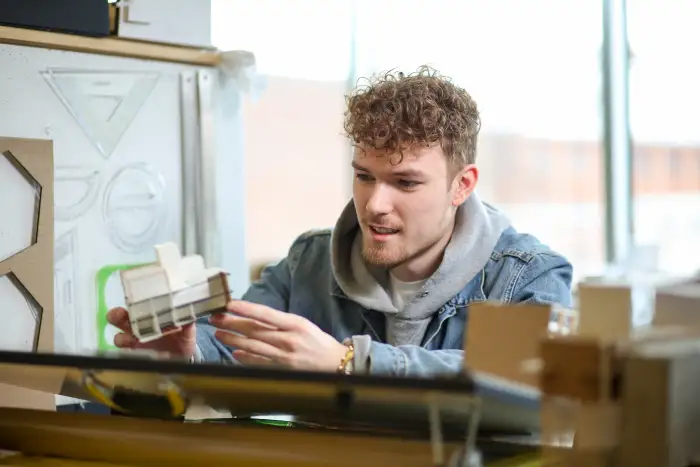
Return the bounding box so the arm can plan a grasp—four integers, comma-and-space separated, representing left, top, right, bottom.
361, 239, 409, 269
361, 228, 448, 273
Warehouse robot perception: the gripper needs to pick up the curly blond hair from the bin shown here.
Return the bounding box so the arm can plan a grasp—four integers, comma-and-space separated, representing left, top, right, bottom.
344, 66, 481, 167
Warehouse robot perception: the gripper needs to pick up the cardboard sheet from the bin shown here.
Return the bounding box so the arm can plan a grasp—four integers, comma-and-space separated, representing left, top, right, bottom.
0, 137, 55, 410
465, 301, 551, 387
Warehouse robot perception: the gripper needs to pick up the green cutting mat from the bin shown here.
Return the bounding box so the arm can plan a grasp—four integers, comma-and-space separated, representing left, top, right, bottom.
95, 263, 146, 351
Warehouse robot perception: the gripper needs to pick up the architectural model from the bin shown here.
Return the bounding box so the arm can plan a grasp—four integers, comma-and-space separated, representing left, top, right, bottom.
464, 274, 700, 466
539, 277, 700, 467
120, 242, 231, 343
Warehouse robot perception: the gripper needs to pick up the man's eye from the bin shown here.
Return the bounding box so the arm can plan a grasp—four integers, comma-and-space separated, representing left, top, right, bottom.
398, 180, 419, 188
355, 173, 373, 182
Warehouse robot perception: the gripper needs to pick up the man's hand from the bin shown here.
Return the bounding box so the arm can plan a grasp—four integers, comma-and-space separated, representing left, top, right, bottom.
106, 307, 197, 359
211, 301, 349, 372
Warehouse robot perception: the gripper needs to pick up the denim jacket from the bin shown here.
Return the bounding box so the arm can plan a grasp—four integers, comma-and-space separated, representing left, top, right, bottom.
195, 225, 574, 377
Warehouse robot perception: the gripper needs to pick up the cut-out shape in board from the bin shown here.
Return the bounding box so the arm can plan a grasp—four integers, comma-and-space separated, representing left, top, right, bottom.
102, 163, 167, 253
0, 272, 43, 352
54, 228, 79, 353
42, 69, 160, 159
0, 137, 55, 411
55, 166, 101, 222
0, 150, 41, 263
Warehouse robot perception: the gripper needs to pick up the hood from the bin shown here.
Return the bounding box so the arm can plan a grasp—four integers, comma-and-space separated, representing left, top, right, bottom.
330, 192, 512, 319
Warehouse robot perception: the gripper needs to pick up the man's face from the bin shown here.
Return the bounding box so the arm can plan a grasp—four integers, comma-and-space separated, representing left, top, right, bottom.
352, 145, 475, 271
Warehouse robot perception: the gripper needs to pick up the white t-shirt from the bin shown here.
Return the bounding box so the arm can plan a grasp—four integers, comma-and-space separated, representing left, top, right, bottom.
389, 274, 427, 311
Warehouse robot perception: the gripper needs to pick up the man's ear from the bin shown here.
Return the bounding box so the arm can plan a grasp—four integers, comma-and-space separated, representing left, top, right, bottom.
451, 164, 479, 206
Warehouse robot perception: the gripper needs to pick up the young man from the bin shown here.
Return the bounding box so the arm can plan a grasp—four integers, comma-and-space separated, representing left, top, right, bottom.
108, 67, 573, 377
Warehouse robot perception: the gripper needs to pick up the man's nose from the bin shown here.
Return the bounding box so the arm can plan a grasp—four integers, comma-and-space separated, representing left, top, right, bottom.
365, 183, 393, 215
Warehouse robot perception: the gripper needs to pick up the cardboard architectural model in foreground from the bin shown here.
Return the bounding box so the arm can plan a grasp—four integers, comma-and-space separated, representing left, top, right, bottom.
120, 242, 231, 343
539, 278, 700, 467
464, 277, 700, 466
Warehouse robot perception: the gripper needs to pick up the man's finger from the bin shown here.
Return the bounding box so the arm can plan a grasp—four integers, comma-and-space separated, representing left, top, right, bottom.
226, 300, 300, 330
114, 332, 138, 348
209, 314, 276, 335
232, 349, 279, 368
215, 331, 286, 361
107, 307, 131, 332
211, 314, 298, 350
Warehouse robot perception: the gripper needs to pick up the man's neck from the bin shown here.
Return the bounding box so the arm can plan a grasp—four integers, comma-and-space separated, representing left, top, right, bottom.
390, 221, 455, 283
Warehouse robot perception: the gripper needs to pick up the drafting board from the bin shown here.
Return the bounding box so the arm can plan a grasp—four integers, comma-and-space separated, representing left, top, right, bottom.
0, 349, 540, 436
0, 44, 249, 363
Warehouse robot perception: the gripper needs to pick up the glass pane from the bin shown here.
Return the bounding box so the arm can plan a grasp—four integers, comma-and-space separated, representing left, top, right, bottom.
212, 0, 353, 82
628, 0, 700, 275
354, 0, 605, 282
212, 0, 354, 267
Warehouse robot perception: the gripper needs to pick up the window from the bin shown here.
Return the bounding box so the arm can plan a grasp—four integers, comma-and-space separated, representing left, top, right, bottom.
212, 0, 353, 82
353, 0, 605, 282
628, 0, 700, 275
212, 0, 354, 266
668, 149, 683, 177
211, 1, 700, 282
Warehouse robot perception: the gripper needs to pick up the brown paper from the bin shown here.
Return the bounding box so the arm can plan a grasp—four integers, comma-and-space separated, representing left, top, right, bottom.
465, 301, 552, 387
0, 137, 56, 410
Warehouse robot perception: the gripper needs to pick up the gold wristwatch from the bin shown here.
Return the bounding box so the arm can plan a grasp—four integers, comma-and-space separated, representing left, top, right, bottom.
337, 342, 355, 375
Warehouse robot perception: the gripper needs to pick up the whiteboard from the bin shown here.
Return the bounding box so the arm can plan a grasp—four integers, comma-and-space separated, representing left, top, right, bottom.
0, 44, 249, 357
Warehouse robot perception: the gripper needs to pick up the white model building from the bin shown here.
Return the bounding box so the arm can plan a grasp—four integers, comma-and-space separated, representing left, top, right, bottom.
120, 242, 231, 343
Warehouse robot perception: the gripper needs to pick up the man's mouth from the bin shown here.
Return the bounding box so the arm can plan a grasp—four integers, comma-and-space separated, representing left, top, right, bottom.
369, 225, 400, 235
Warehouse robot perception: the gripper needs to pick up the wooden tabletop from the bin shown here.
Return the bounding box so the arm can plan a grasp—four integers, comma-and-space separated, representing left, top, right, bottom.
0, 25, 221, 66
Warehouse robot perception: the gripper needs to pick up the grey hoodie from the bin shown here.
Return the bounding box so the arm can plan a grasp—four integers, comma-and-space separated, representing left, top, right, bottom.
330, 192, 511, 371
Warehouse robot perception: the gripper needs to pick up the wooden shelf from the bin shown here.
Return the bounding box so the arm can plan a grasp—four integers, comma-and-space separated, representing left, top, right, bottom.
0, 26, 221, 66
